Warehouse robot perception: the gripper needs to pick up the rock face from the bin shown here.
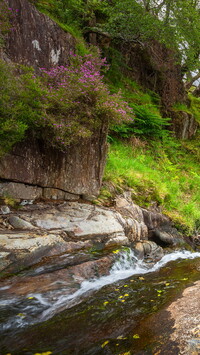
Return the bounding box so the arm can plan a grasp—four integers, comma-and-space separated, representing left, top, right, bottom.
2, 0, 75, 69
0, 124, 108, 199
119, 40, 185, 110
115, 40, 198, 139
170, 110, 198, 139
0, 0, 108, 201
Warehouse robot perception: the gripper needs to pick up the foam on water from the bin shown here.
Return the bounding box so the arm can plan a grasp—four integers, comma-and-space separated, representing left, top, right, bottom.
1, 249, 200, 329
41, 249, 200, 320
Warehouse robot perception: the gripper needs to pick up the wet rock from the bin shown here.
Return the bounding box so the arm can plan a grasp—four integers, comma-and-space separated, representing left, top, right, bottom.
8, 216, 36, 230
2, 255, 114, 297
134, 240, 164, 260
105, 234, 129, 247
0, 251, 11, 271
167, 281, 200, 354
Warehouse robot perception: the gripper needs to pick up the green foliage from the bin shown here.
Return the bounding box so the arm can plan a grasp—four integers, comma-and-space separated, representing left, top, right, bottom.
0, 55, 133, 154
188, 94, 200, 123
0, 62, 45, 156
104, 138, 200, 233
106, 75, 169, 139
0, 0, 13, 46
104, 0, 200, 79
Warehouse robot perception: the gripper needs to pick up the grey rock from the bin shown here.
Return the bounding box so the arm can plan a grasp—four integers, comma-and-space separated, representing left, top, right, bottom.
33, 203, 127, 239
8, 216, 36, 230
20, 200, 34, 206
0, 251, 11, 271
82, 194, 97, 201
142, 208, 169, 229
0, 182, 42, 200
152, 229, 175, 246
43, 188, 79, 201
0, 206, 11, 214
115, 192, 144, 223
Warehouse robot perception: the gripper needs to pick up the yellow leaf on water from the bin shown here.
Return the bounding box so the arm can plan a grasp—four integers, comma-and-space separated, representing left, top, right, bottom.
113, 250, 120, 254
121, 299, 125, 302
157, 294, 161, 297
181, 278, 188, 281
115, 289, 119, 291
157, 290, 162, 293
117, 335, 128, 340
17, 313, 26, 318
133, 334, 140, 339
28, 296, 34, 299
119, 352, 131, 355
165, 283, 170, 286
103, 301, 109, 306
150, 299, 154, 302
124, 285, 128, 287
124, 293, 129, 297
101, 340, 109, 348
119, 296, 124, 299
139, 277, 145, 280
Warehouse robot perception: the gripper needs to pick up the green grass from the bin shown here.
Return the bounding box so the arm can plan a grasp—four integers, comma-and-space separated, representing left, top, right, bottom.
102, 136, 200, 234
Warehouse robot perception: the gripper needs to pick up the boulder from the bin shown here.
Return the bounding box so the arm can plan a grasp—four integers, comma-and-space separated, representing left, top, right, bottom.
134, 240, 164, 260
150, 228, 175, 246
8, 216, 36, 230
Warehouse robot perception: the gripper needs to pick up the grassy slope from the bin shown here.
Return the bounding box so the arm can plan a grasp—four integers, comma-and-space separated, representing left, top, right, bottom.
102, 136, 200, 234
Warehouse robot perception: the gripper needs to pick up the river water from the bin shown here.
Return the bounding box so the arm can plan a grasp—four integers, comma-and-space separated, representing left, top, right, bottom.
0, 249, 200, 354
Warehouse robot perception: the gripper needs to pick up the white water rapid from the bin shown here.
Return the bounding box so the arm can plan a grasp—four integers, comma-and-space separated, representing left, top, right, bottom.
41, 249, 200, 321
1, 249, 200, 330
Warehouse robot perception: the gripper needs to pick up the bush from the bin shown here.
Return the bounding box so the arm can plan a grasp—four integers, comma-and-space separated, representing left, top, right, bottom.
110, 104, 170, 139
0, 54, 133, 155
0, 62, 45, 156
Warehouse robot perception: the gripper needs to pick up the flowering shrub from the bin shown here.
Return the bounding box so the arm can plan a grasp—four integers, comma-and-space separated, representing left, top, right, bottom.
39, 54, 133, 149
0, 54, 133, 155
0, 0, 17, 45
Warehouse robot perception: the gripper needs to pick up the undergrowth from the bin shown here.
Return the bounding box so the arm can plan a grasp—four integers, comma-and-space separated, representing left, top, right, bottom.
101, 136, 200, 235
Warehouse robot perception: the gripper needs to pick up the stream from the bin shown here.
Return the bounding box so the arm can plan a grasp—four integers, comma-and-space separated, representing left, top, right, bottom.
0, 248, 200, 354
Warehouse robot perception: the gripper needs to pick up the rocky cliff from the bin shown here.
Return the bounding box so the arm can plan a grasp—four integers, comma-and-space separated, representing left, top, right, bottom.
2, 0, 75, 69
114, 40, 198, 139
0, 0, 108, 200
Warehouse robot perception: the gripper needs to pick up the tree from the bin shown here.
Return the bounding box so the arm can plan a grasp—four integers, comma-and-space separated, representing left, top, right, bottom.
104, 0, 200, 91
